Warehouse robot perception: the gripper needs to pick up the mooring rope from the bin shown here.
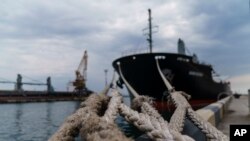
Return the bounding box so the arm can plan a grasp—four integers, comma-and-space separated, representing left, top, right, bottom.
187, 108, 229, 141
50, 60, 229, 141
119, 103, 174, 141
168, 91, 191, 132
155, 58, 174, 92
99, 70, 116, 96
79, 90, 132, 141
155, 58, 229, 141
50, 88, 132, 141
118, 63, 139, 97
49, 93, 108, 141
118, 63, 194, 141
79, 113, 132, 141
102, 89, 122, 123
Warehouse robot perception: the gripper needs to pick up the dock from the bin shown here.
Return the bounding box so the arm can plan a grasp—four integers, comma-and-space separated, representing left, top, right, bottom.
218, 95, 250, 136
0, 90, 90, 103
194, 94, 250, 138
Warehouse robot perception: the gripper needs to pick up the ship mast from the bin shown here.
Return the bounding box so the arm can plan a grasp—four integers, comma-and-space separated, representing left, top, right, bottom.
148, 9, 153, 53
144, 9, 157, 53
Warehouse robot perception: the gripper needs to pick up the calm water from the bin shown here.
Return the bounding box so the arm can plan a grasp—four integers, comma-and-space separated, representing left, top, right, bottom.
0, 96, 131, 141
0, 101, 80, 141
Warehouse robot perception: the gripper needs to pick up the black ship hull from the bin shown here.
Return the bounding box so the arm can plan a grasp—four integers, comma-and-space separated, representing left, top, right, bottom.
113, 53, 232, 110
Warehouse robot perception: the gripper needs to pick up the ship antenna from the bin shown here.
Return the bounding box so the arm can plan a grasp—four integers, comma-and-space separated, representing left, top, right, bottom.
148, 9, 153, 53
143, 9, 158, 53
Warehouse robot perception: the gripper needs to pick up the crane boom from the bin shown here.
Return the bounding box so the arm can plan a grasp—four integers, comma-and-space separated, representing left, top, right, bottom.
77, 50, 88, 80
73, 50, 88, 92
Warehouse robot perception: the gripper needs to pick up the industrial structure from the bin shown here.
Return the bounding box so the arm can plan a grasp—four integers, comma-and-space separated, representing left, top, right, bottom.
71, 50, 88, 93
1, 50, 90, 95
0, 74, 54, 93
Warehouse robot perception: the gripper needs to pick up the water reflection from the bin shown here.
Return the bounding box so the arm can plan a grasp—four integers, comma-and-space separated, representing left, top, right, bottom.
15, 104, 23, 136
0, 101, 80, 141
0, 97, 128, 141
45, 102, 52, 138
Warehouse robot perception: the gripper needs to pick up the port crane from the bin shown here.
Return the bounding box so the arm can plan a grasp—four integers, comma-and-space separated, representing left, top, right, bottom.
72, 50, 88, 93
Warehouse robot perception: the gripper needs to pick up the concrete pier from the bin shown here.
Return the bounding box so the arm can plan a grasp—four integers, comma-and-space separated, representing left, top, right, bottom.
217, 95, 250, 136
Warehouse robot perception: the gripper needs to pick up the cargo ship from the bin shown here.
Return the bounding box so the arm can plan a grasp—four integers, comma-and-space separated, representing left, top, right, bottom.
112, 9, 232, 111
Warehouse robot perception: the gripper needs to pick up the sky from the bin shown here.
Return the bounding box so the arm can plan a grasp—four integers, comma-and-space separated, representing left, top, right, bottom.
0, 0, 250, 94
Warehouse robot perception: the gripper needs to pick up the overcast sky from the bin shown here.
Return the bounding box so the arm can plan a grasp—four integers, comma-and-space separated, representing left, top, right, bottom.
0, 0, 250, 93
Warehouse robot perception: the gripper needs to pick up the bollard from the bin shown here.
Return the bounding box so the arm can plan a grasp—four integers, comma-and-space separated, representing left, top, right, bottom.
248, 89, 250, 114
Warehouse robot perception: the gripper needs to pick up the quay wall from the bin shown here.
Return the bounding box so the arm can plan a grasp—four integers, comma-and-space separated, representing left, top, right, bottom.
195, 96, 232, 127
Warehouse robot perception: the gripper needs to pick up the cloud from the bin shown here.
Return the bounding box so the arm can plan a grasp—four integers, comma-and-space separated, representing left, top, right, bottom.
229, 74, 250, 94
0, 0, 250, 93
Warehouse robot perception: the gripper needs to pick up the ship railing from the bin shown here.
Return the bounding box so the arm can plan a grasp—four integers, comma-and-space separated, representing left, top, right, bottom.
121, 47, 150, 57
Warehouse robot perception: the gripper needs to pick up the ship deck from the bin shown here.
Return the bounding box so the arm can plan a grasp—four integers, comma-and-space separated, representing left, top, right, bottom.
218, 95, 250, 136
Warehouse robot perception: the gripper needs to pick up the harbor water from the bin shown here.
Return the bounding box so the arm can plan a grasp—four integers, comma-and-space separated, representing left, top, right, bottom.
0, 96, 131, 141
0, 101, 80, 141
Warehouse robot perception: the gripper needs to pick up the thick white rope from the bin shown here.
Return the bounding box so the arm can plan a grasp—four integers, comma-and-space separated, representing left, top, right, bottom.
155, 59, 174, 92
102, 89, 122, 123
48, 94, 106, 141
169, 106, 186, 133
168, 92, 191, 132
155, 58, 229, 141
119, 103, 174, 141
100, 70, 116, 96
50, 59, 229, 141
118, 62, 194, 141
80, 90, 131, 141
50, 89, 195, 141
156, 58, 188, 133
118, 63, 139, 97
187, 108, 229, 141
118, 63, 172, 134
